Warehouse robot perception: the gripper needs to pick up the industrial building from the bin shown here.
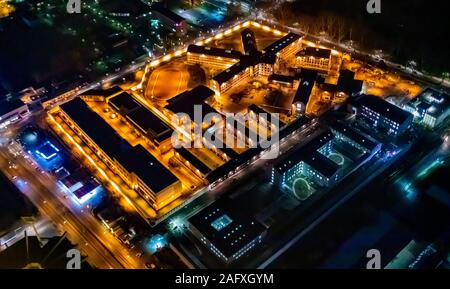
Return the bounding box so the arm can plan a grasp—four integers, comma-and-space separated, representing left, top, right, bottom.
188, 198, 267, 264
403, 88, 450, 128
353, 95, 413, 136
57, 97, 181, 210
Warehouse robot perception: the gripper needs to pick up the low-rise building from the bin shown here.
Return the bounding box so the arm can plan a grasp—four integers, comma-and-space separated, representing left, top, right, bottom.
187, 45, 241, 69
0, 98, 30, 130
188, 198, 267, 264
272, 130, 342, 188
295, 47, 332, 72
403, 88, 450, 128
353, 95, 413, 137
106, 92, 174, 151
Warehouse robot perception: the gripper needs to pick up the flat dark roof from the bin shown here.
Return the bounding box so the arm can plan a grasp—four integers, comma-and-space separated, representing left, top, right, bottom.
275, 129, 335, 174
268, 74, 296, 84
331, 122, 379, 151
206, 147, 261, 184
60, 98, 178, 193
297, 47, 331, 59
175, 147, 212, 175
81, 86, 122, 97
212, 59, 252, 84
247, 104, 286, 127
294, 78, 314, 104
0, 98, 26, 115
108, 92, 141, 113
187, 45, 242, 60
355, 95, 413, 125
126, 106, 173, 142
166, 85, 216, 119
304, 151, 340, 178
296, 68, 319, 81
337, 70, 363, 95
203, 130, 241, 160
241, 28, 258, 55
188, 198, 266, 258
151, 3, 185, 23
263, 33, 302, 55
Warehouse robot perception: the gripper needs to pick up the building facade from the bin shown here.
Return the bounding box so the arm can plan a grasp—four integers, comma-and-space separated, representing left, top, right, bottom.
295, 47, 332, 72
57, 97, 181, 210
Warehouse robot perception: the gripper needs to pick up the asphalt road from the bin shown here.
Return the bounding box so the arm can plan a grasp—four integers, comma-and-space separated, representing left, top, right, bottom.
0, 144, 145, 269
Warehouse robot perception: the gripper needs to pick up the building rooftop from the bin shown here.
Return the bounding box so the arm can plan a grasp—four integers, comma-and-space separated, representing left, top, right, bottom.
175, 147, 212, 176
336, 70, 363, 96
187, 45, 242, 60
268, 74, 296, 84
188, 198, 266, 258
418, 88, 450, 117
263, 33, 302, 55
330, 122, 379, 151
212, 59, 253, 84
126, 106, 173, 143
166, 85, 216, 119
355, 95, 413, 125
0, 98, 26, 116
108, 92, 141, 114
293, 78, 315, 104
297, 47, 331, 59
275, 129, 335, 174
81, 86, 122, 97
304, 151, 340, 178
60, 98, 178, 193
241, 28, 259, 55
151, 3, 185, 24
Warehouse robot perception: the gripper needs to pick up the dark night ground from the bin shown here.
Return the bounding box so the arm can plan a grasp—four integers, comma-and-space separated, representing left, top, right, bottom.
0, 172, 37, 234
263, 0, 450, 75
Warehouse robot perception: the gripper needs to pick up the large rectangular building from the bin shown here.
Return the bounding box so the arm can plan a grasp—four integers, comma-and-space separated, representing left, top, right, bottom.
353, 95, 413, 136
58, 97, 181, 210
188, 198, 267, 264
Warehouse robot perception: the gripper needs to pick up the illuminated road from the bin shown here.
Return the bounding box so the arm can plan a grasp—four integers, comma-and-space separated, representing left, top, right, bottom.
0, 144, 146, 269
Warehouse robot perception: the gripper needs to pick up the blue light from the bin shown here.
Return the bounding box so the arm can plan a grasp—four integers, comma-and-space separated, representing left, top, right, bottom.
211, 214, 233, 231
146, 234, 167, 253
